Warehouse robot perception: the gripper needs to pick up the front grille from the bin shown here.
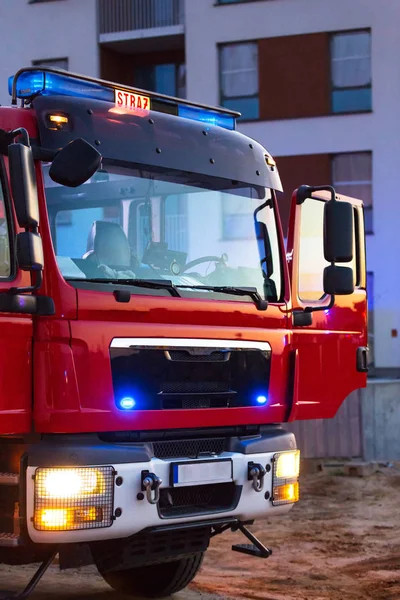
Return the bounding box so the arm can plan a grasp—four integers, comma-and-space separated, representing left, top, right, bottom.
161, 381, 229, 394
111, 345, 271, 410
153, 437, 227, 459
182, 398, 211, 409
159, 482, 240, 518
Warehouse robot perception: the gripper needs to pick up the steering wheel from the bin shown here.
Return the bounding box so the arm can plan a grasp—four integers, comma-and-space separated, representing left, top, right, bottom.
181, 255, 225, 274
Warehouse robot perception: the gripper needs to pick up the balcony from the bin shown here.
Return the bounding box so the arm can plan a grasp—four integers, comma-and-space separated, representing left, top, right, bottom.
98, 0, 185, 53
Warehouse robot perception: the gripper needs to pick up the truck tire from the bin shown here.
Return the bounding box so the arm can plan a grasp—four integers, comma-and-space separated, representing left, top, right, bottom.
99, 552, 204, 598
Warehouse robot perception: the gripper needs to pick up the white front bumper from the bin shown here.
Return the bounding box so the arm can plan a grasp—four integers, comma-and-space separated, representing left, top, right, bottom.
26, 450, 295, 544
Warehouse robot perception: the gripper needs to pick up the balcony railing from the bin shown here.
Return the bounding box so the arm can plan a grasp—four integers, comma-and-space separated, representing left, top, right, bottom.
99, 0, 184, 35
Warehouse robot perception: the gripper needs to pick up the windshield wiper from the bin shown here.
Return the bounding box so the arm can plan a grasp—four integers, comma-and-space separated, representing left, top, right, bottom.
66, 278, 181, 298
177, 285, 268, 311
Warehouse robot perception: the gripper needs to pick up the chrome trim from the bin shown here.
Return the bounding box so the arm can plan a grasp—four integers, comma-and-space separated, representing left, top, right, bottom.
110, 338, 271, 352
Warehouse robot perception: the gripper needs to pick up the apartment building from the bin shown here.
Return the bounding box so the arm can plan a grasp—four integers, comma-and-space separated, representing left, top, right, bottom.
0, 0, 398, 374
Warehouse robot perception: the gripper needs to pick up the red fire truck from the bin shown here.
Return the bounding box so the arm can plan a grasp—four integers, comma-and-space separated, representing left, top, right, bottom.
0, 67, 368, 599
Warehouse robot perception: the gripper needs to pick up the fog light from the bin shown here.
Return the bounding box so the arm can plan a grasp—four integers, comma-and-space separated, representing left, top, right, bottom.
273, 482, 299, 505
272, 450, 300, 506
38, 506, 103, 530
40, 508, 72, 529
34, 467, 114, 531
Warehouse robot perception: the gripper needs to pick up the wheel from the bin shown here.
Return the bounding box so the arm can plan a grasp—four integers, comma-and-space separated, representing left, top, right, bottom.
99, 552, 204, 598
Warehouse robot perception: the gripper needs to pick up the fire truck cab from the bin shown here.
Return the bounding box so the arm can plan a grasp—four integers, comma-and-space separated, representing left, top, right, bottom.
0, 68, 368, 599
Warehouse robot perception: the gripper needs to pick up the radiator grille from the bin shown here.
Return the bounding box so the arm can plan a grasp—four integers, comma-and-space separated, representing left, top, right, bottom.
159, 482, 239, 518
153, 437, 227, 459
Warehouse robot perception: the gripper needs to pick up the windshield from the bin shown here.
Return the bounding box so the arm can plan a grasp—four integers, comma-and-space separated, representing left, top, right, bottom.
43, 162, 282, 303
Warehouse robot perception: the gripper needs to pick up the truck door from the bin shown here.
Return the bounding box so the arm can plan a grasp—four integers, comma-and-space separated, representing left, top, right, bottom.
286, 186, 367, 421
0, 157, 32, 434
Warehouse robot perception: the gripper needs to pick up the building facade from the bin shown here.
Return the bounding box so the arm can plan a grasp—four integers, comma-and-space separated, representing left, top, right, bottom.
0, 0, 398, 373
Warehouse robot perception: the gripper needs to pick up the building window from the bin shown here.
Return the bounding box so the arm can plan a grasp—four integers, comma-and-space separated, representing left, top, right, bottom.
134, 63, 186, 98
331, 30, 372, 114
217, 0, 265, 3
32, 58, 68, 71
332, 152, 372, 234
219, 42, 259, 120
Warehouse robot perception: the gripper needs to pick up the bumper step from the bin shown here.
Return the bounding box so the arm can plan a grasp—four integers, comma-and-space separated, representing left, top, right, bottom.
231, 523, 272, 559
0, 473, 19, 486
0, 533, 20, 547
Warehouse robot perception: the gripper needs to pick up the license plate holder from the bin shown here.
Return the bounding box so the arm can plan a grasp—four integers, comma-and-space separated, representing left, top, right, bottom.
170, 459, 233, 488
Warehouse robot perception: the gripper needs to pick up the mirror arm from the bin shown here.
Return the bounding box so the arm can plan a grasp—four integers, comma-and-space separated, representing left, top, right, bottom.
293, 293, 335, 327
31, 146, 58, 162
9, 270, 42, 295
296, 184, 336, 205
304, 293, 335, 314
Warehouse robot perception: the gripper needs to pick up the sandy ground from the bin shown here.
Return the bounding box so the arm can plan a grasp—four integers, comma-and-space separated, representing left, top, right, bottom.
1, 466, 399, 600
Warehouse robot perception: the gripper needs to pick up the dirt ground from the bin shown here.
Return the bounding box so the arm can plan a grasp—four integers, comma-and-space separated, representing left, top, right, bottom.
1, 465, 399, 600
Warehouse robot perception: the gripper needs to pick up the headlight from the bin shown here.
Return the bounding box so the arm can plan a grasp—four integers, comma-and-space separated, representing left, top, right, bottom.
33, 467, 114, 531
275, 450, 300, 479
272, 450, 300, 506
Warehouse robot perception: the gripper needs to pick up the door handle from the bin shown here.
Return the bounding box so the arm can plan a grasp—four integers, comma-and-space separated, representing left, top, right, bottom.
356, 347, 369, 373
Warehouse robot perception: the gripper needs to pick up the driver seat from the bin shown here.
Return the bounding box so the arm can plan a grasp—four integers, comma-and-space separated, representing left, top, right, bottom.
83, 220, 132, 267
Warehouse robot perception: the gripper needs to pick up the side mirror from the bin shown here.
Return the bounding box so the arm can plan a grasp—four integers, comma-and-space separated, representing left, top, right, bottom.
324, 200, 353, 263
8, 142, 39, 228
17, 232, 44, 271
255, 221, 273, 276
323, 265, 354, 296
49, 138, 102, 188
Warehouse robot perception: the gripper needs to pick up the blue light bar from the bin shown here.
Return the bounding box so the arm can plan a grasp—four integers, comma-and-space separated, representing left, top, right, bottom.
8, 70, 114, 102
178, 105, 235, 130
9, 69, 237, 130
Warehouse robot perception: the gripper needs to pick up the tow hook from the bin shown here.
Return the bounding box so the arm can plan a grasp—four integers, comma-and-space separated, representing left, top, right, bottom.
141, 471, 162, 505
248, 462, 267, 492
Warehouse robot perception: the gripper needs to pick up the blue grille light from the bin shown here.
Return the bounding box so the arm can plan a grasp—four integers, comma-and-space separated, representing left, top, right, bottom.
256, 395, 268, 405
120, 397, 136, 410
8, 71, 114, 102
178, 105, 235, 130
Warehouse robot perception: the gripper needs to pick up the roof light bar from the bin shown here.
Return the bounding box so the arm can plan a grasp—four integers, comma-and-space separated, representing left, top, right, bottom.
9, 68, 239, 131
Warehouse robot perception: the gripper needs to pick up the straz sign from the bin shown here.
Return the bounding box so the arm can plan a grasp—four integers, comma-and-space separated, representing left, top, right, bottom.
114, 89, 150, 114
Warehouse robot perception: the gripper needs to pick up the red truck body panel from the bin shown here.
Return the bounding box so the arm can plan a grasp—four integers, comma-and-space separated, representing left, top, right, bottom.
0, 105, 367, 436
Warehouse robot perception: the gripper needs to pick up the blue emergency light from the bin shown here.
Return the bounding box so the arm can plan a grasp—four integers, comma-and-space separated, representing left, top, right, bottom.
9, 69, 237, 130
8, 70, 115, 103
120, 397, 136, 410
178, 105, 235, 130
256, 395, 268, 405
